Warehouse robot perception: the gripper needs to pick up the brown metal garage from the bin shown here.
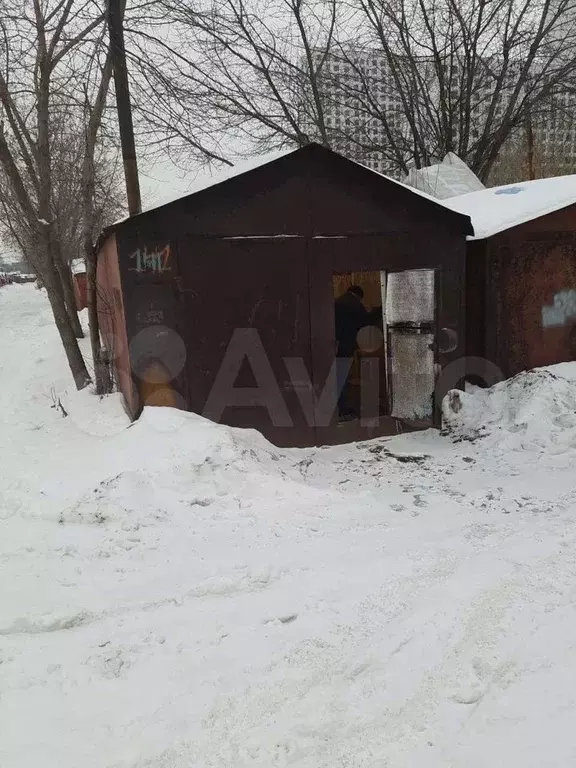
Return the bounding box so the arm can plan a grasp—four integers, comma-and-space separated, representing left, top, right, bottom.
96, 143, 476, 446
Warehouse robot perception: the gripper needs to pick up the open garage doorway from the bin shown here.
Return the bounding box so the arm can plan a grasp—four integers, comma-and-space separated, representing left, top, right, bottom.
332, 268, 438, 427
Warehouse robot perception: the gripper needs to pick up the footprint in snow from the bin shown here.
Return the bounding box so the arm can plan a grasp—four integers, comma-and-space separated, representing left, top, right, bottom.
449, 669, 487, 705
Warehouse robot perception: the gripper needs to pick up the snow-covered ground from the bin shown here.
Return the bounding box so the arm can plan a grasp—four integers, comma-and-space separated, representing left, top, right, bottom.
2, 284, 576, 768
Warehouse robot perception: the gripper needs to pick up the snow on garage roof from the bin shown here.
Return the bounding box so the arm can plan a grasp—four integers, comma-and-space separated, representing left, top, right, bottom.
105, 147, 575, 243
444, 174, 576, 239
108, 149, 296, 227
156, 145, 457, 210
71, 258, 86, 275
350, 157, 465, 209
109, 144, 471, 231
404, 153, 486, 200
176, 144, 456, 208
184, 148, 294, 196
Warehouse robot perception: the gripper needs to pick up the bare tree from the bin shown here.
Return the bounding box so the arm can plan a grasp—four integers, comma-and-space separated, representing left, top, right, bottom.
0, 110, 122, 336
490, 122, 576, 185
126, 0, 341, 169
345, 0, 576, 180
133, 0, 576, 181
0, 0, 107, 388
81, 37, 121, 395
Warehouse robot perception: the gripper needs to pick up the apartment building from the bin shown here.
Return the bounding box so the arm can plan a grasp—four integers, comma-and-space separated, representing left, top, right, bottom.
309, 50, 576, 178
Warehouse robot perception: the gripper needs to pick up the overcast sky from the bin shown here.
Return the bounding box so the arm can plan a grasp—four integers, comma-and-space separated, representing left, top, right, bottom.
139, 155, 203, 208
0, 151, 225, 267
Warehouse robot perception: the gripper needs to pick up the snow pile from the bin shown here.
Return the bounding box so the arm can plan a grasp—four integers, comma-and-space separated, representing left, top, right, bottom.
61, 388, 130, 436
58, 407, 325, 529
442, 364, 576, 454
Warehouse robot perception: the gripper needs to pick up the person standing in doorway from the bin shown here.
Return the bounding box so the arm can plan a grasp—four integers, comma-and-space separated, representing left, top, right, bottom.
334, 285, 370, 420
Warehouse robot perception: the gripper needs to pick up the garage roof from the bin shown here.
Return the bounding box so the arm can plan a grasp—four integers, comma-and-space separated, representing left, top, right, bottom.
444, 175, 576, 239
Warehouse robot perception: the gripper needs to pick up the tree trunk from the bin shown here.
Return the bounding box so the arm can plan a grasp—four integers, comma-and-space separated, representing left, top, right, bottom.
41, 249, 91, 389
526, 112, 535, 180
108, 0, 142, 216
51, 236, 84, 338
85, 241, 110, 394
30, 25, 89, 389
57, 260, 84, 338
81, 43, 115, 395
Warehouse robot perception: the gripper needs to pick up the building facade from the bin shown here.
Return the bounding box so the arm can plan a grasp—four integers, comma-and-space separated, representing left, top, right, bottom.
309, 51, 576, 179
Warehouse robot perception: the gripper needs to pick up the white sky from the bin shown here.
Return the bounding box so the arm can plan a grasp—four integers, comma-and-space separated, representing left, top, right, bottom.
139, 155, 202, 209
0, 152, 217, 266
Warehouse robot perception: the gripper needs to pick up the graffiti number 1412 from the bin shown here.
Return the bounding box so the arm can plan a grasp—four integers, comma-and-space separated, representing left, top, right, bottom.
130, 245, 171, 273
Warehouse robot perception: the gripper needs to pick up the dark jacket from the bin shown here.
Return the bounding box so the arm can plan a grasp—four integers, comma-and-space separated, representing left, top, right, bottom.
334, 291, 370, 357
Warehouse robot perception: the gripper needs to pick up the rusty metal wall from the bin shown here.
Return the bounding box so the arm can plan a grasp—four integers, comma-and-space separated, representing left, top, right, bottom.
72, 273, 88, 311
464, 240, 487, 360
96, 233, 138, 415
486, 207, 576, 379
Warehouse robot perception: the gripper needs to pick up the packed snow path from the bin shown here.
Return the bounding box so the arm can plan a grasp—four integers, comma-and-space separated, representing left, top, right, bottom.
2, 284, 576, 768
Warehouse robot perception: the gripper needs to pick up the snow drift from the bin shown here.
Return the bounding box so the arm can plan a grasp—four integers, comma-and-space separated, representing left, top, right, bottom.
442, 363, 576, 454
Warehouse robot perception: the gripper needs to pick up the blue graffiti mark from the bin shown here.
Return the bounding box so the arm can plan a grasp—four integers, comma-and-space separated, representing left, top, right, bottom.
495, 186, 524, 195
542, 289, 576, 328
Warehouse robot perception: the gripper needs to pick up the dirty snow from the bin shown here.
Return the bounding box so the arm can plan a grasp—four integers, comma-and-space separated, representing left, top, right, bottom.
2, 284, 576, 767
443, 365, 576, 457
